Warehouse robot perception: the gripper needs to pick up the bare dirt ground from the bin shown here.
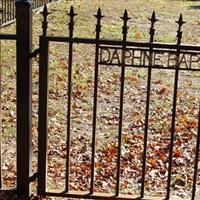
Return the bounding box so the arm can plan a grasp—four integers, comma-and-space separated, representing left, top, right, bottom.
1, 0, 200, 199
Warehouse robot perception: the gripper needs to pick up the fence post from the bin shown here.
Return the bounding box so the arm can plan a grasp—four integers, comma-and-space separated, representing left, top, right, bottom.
15, 0, 33, 197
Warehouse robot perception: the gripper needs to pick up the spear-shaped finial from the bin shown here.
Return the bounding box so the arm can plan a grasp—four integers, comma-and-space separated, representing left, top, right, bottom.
94, 7, 104, 19
94, 7, 104, 38
149, 11, 158, 26
176, 13, 185, 44
149, 11, 158, 43
121, 9, 131, 22
41, 4, 50, 36
176, 13, 185, 28
121, 9, 131, 40
68, 6, 77, 37
68, 5, 77, 18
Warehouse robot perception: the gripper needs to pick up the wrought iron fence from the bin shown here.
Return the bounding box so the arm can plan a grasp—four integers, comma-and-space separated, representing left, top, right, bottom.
0, 0, 52, 26
33, 0, 52, 10
37, 4, 200, 200
0, 0, 15, 25
0, 0, 200, 199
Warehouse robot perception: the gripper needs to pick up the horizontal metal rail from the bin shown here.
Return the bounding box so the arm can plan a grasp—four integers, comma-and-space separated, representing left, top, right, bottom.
0, 33, 16, 40
42, 36, 200, 52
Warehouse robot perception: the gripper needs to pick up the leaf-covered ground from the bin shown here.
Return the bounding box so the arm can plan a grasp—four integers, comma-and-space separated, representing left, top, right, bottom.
1, 0, 200, 199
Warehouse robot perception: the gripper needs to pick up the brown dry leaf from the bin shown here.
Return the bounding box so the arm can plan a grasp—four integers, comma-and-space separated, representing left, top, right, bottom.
173, 148, 182, 158
147, 158, 157, 167
158, 87, 171, 95
154, 80, 162, 84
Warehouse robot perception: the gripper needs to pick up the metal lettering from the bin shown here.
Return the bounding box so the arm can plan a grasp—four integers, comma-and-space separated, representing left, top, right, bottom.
143, 50, 151, 66
168, 52, 177, 68
110, 49, 121, 65
98, 46, 200, 70
100, 47, 110, 63
132, 50, 142, 66
179, 53, 189, 68
153, 51, 164, 66
189, 54, 200, 69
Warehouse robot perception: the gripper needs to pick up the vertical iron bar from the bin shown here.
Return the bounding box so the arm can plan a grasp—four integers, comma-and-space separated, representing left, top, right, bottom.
140, 11, 157, 198
12, 0, 14, 20
37, 5, 49, 195
166, 14, 185, 199
8, 0, 11, 21
4, 0, 6, 24
10, 0, 11, 20
3, 0, 6, 22
4, 0, 6, 23
116, 10, 130, 196
16, 0, 33, 197
6, 0, 8, 22
0, 1, 2, 25
2, 0, 4, 24
6, 0, 7, 22
65, 6, 76, 193
10, 0, 13, 21
90, 8, 103, 194
1, 0, 3, 24
191, 106, 200, 200
3, 0, 5, 23
11, 0, 13, 20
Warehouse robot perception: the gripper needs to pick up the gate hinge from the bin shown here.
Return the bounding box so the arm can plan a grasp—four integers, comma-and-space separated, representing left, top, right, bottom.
30, 48, 40, 58
29, 172, 38, 182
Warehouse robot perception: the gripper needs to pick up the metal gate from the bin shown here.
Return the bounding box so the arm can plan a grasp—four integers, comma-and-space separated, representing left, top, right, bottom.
37, 4, 200, 200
